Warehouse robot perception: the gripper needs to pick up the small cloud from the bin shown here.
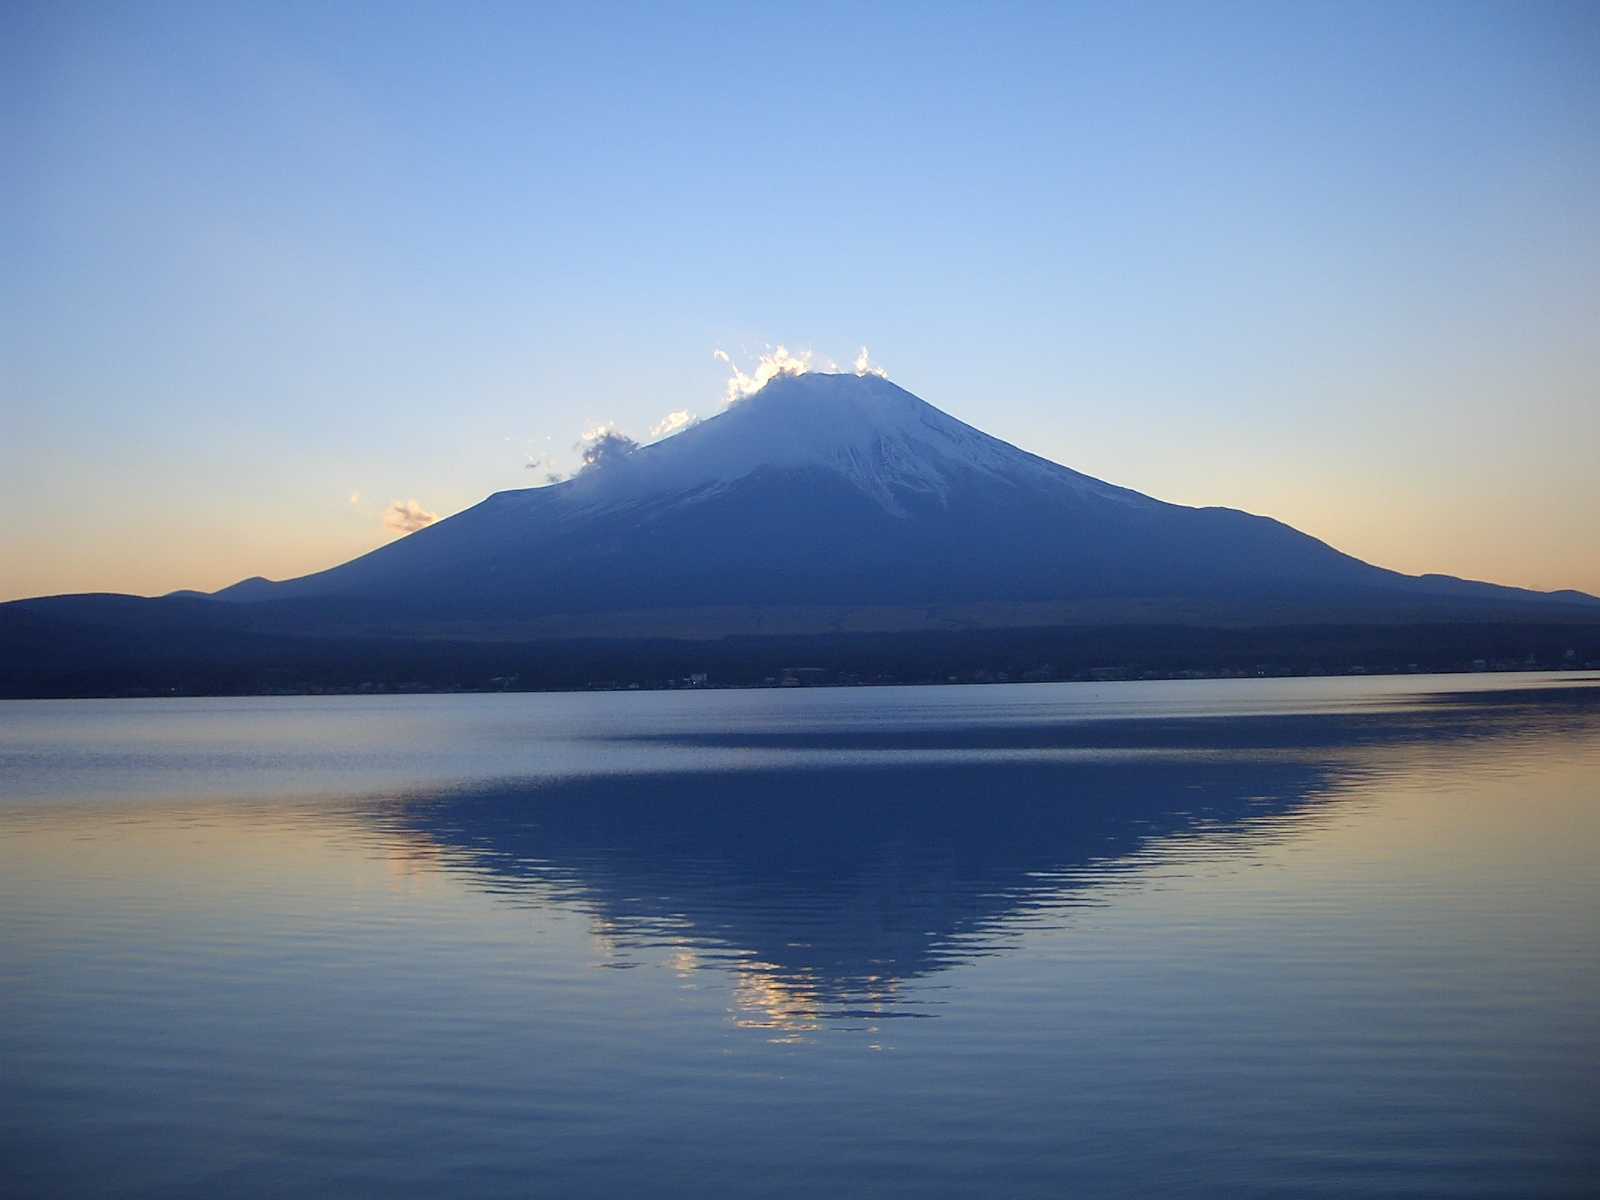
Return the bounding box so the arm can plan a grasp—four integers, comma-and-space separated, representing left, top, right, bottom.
712, 343, 883, 405
524, 455, 546, 470
384, 499, 437, 534
650, 409, 698, 440
577, 422, 640, 472
544, 471, 566, 485
853, 346, 887, 378
715, 344, 815, 406
348, 490, 362, 506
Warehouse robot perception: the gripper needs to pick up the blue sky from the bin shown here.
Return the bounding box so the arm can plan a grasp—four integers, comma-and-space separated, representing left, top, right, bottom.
4, 1, 1598, 598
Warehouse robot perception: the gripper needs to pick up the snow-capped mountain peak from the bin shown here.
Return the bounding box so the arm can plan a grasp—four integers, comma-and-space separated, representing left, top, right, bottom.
554, 371, 1144, 516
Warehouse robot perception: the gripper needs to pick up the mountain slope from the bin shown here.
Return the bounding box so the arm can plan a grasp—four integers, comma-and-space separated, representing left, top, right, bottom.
205, 371, 1593, 629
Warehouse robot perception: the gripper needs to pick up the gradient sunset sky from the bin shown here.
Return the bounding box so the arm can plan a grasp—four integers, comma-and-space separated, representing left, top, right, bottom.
5, 1, 1597, 601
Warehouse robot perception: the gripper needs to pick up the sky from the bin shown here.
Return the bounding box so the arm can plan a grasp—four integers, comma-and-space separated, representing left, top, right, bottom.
4, 0, 1598, 601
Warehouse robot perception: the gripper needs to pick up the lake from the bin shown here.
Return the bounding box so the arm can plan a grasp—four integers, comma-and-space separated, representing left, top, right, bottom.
2, 674, 1597, 1197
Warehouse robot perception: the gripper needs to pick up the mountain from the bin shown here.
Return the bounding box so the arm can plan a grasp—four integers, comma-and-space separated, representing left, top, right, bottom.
204, 370, 1593, 633
5, 370, 1597, 695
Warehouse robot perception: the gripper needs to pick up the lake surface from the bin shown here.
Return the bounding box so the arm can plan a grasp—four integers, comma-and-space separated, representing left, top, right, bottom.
3, 674, 1597, 1197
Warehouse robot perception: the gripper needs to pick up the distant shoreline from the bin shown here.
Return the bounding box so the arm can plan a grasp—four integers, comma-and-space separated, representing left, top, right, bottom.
5, 663, 1598, 704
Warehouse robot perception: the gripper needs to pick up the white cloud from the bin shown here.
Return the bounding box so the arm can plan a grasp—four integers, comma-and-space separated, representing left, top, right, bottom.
577, 422, 640, 471
853, 346, 887, 377
384, 499, 437, 534
649, 409, 698, 440
714, 344, 816, 406
712, 343, 887, 406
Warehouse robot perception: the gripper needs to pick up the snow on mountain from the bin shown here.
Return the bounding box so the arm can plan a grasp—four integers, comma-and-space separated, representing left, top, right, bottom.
510, 371, 1150, 519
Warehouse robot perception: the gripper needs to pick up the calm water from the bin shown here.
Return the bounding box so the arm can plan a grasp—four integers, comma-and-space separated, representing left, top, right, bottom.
2, 674, 1597, 1197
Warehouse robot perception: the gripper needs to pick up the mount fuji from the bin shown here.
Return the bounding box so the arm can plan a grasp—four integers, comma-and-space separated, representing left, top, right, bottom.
204, 370, 1592, 633
5, 369, 1597, 696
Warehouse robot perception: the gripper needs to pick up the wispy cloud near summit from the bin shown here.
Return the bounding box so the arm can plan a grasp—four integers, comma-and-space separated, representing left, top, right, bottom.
714, 345, 814, 405
713, 344, 889, 407
384, 499, 437, 534
577, 423, 640, 472
650, 409, 698, 440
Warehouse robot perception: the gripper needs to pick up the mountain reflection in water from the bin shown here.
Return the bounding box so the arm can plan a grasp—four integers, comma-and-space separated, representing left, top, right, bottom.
369, 685, 1599, 1034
